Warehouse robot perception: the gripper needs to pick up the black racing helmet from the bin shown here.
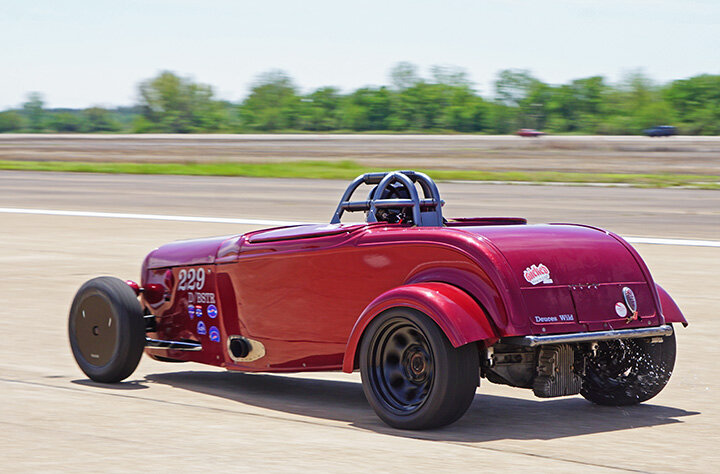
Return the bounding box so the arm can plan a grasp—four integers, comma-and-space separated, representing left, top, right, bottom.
367, 182, 413, 224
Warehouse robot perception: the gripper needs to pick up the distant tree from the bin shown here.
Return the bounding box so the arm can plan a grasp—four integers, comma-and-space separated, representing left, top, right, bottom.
0, 111, 24, 132
83, 107, 121, 132
609, 71, 668, 133
441, 94, 488, 132
22, 92, 46, 131
48, 112, 83, 132
137, 71, 225, 133
298, 87, 343, 130
4, 68, 720, 136
570, 76, 607, 117
664, 74, 720, 134
520, 81, 554, 130
239, 70, 301, 131
389, 62, 421, 90
430, 65, 471, 88
494, 69, 538, 107
486, 102, 516, 134
338, 87, 393, 130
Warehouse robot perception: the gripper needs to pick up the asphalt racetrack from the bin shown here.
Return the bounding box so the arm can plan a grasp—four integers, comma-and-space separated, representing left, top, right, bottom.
1, 171, 719, 472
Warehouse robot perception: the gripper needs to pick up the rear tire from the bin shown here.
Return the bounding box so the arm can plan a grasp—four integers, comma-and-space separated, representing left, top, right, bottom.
68, 276, 146, 383
581, 329, 676, 406
359, 308, 479, 430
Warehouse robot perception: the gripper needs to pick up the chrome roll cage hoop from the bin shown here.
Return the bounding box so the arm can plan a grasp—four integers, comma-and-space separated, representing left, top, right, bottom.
330, 170, 444, 227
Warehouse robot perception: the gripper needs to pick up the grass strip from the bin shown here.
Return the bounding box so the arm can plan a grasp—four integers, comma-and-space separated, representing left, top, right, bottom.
0, 159, 718, 189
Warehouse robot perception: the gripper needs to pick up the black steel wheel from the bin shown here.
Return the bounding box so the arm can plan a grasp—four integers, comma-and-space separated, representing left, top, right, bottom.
68, 276, 146, 383
581, 329, 676, 406
359, 308, 479, 430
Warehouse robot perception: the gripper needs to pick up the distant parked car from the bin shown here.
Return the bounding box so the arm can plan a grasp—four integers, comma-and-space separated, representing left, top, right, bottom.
644, 125, 677, 137
517, 128, 545, 137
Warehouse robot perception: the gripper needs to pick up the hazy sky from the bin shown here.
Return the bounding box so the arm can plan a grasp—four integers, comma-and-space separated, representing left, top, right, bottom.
1, 0, 718, 109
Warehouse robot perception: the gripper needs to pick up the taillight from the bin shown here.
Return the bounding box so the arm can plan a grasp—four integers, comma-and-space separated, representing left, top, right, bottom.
144, 283, 166, 304
125, 280, 141, 296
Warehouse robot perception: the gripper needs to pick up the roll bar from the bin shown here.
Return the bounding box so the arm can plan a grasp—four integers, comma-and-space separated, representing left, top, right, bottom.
330, 170, 444, 226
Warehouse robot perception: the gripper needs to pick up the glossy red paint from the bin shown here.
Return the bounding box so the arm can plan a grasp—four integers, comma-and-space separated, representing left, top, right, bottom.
144, 264, 226, 365
342, 282, 497, 373
139, 216, 675, 372
145, 234, 234, 268
656, 284, 688, 326
125, 280, 140, 296
143, 283, 166, 305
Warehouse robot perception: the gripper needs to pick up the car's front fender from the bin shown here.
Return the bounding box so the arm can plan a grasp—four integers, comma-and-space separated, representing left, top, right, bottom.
342, 282, 497, 373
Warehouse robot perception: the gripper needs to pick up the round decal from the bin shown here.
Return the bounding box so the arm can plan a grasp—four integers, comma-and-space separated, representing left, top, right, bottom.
622, 287, 637, 313
188, 304, 195, 319
615, 302, 628, 318
207, 304, 218, 318
197, 321, 207, 335
209, 326, 220, 342
195, 305, 203, 318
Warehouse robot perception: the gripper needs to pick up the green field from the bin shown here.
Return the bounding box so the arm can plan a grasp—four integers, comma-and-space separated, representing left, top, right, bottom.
1, 159, 717, 189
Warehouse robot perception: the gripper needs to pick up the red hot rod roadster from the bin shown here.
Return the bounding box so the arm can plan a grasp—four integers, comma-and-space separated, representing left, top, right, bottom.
69, 170, 686, 429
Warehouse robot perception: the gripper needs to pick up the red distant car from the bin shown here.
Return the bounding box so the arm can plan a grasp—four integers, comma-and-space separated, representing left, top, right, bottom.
69, 170, 686, 429
517, 128, 545, 137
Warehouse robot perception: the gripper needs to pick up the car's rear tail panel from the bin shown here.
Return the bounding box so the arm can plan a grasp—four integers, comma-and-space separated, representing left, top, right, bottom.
466, 224, 663, 335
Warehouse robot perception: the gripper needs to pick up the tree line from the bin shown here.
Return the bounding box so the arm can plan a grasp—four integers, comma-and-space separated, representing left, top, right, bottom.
1, 63, 718, 135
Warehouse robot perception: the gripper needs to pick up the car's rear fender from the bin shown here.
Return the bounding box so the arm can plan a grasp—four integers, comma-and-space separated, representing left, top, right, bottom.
342, 282, 497, 373
656, 283, 688, 327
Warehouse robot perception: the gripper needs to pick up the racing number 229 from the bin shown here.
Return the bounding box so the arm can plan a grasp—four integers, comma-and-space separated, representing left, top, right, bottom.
178, 268, 205, 291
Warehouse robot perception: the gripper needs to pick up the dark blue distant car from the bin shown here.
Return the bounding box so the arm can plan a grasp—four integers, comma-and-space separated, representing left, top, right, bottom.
644, 125, 677, 137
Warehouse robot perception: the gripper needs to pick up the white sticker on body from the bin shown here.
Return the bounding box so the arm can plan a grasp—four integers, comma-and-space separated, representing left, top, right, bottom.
524, 264, 553, 285
178, 268, 206, 291
194, 292, 216, 304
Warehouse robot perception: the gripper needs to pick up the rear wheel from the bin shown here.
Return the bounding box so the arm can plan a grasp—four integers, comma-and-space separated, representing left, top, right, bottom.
359, 308, 479, 430
581, 329, 676, 406
68, 277, 146, 383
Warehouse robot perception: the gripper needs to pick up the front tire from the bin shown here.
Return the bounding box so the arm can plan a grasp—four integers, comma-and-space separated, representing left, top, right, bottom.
359, 308, 479, 430
68, 276, 146, 383
581, 329, 676, 406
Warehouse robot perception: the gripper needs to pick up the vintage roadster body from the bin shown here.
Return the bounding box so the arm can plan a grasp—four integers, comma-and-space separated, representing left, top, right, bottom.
69, 171, 686, 429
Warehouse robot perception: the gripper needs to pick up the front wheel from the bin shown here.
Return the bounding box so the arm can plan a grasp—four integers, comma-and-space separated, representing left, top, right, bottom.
359, 308, 479, 430
581, 329, 676, 406
68, 276, 146, 383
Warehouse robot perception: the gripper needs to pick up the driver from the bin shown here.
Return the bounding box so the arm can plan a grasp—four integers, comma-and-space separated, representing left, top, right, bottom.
367, 182, 414, 224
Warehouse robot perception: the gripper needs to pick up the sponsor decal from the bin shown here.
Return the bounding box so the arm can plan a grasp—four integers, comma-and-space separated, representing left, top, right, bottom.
208, 326, 220, 342
534, 313, 574, 323
194, 292, 216, 304
207, 304, 218, 319
195, 305, 203, 318
197, 321, 207, 335
524, 264, 553, 285
615, 302, 628, 318
188, 304, 195, 319
622, 287, 639, 323
622, 287, 637, 312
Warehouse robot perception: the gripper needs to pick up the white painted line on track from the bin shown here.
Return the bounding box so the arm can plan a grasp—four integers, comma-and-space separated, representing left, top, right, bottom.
1, 207, 718, 248
624, 237, 720, 248
0, 207, 305, 227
